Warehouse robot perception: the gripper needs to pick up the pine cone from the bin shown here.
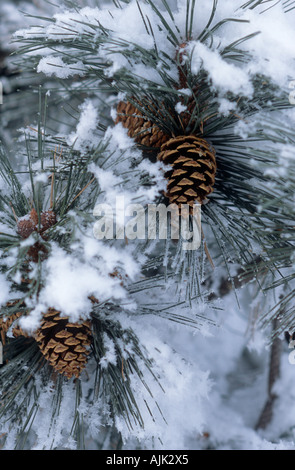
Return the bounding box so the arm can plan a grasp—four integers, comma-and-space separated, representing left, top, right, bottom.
17, 208, 38, 239
35, 309, 92, 379
116, 98, 199, 142
157, 135, 217, 209
0, 311, 23, 343
17, 208, 56, 240
27, 241, 48, 263
40, 210, 57, 235
0, 300, 29, 344
115, 44, 201, 148
115, 101, 170, 148
17, 208, 56, 263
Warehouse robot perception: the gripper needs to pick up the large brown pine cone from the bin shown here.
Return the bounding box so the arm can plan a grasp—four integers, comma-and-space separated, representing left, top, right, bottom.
35, 309, 92, 379
115, 96, 199, 148
115, 101, 170, 148
157, 135, 217, 209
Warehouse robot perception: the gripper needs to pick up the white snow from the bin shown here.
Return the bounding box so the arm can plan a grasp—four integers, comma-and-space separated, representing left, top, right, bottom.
0, 272, 11, 306
37, 56, 85, 79
99, 333, 117, 369
190, 41, 253, 97
175, 101, 187, 113
67, 99, 100, 151
1, 0, 295, 452
16, 0, 295, 97
19, 236, 139, 333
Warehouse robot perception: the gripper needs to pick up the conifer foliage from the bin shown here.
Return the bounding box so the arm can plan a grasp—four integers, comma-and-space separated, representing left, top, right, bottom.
0, 0, 295, 451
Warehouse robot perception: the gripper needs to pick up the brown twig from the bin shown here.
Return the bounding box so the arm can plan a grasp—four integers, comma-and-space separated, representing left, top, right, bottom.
201, 227, 215, 269
67, 177, 95, 209
9, 202, 18, 223
255, 317, 281, 430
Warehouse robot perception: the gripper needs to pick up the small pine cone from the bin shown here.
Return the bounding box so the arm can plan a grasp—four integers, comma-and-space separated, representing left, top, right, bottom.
17, 208, 38, 239
115, 101, 170, 148
35, 309, 92, 379
16, 208, 56, 263
0, 300, 29, 343
27, 241, 48, 263
0, 311, 22, 343
11, 323, 29, 338
157, 135, 217, 209
17, 208, 56, 240
40, 210, 57, 235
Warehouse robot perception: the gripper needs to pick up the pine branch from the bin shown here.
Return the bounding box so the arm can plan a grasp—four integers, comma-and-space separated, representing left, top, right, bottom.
1, 0, 295, 449
255, 317, 282, 430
